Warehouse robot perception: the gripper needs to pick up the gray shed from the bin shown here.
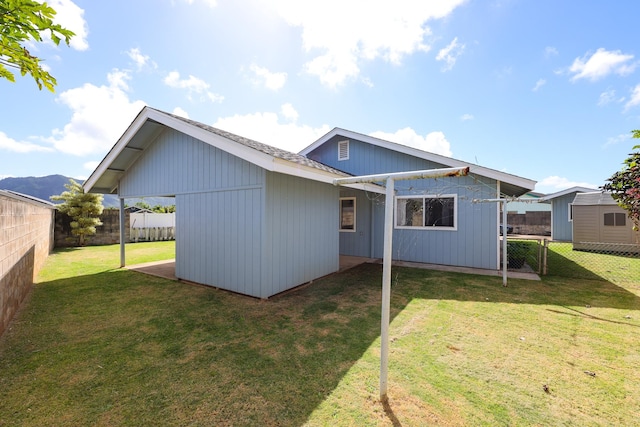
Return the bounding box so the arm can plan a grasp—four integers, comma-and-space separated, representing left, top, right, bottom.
572, 192, 640, 253
83, 107, 379, 298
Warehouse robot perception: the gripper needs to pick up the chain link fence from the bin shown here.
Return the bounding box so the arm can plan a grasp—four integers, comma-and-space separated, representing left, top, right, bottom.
506, 238, 640, 286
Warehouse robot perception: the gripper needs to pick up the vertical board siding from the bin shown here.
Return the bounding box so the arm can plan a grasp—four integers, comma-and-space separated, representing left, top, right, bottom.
310, 137, 499, 270
551, 193, 575, 241
264, 172, 339, 298
119, 129, 264, 197
338, 189, 376, 257
176, 188, 263, 297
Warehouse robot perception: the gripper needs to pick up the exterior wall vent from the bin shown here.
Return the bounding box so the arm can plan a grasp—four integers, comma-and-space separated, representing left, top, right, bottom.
338, 140, 349, 161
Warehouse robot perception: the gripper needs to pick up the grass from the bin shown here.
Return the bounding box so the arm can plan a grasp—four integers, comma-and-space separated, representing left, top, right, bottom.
1, 242, 639, 426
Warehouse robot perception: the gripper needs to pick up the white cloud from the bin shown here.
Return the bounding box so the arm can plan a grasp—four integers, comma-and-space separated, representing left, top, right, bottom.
126, 48, 156, 70
0, 131, 54, 153
178, 0, 217, 7
50, 0, 89, 51
267, 0, 467, 87
280, 103, 299, 122
213, 109, 330, 153
164, 71, 224, 103
436, 37, 465, 71
249, 64, 287, 90
532, 78, 546, 92
172, 107, 190, 118
460, 113, 474, 121
598, 89, 617, 106
569, 48, 636, 82
369, 128, 453, 157
604, 133, 630, 148
83, 160, 99, 171
535, 176, 598, 193
47, 69, 146, 156
544, 46, 558, 58
624, 84, 640, 111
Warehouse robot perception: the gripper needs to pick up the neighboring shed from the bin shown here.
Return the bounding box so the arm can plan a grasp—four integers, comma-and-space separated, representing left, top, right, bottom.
540, 186, 596, 241
83, 107, 380, 298
572, 192, 640, 253
301, 128, 536, 271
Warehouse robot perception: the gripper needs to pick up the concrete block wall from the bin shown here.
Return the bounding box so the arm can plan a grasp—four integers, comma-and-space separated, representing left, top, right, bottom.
507, 211, 551, 236
0, 193, 55, 337
55, 209, 130, 247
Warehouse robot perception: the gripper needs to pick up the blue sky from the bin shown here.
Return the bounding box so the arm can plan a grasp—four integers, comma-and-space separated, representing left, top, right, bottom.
2, 0, 640, 194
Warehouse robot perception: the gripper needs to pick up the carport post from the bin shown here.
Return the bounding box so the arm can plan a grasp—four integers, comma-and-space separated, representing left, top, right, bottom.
119, 197, 125, 268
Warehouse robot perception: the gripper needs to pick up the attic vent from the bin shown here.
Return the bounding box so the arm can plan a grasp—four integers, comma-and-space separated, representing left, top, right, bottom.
338, 140, 349, 161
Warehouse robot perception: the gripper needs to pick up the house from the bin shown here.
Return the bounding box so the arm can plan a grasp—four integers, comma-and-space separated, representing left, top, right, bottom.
540, 186, 596, 241
302, 128, 534, 269
572, 192, 640, 253
84, 107, 535, 298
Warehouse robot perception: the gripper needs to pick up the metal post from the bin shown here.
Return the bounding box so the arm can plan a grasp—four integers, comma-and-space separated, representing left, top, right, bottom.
502, 200, 508, 286
119, 198, 125, 268
380, 176, 394, 402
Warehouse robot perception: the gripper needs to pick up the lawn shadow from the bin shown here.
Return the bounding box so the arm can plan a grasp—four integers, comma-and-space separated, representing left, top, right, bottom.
2, 266, 420, 426
4, 260, 638, 426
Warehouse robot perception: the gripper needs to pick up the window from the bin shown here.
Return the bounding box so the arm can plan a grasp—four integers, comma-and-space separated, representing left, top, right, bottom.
568, 203, 573, 221
604, 212, 626, 227
395, 195, 457, 230
338, 140, 349, 161
340, 197, 356, 232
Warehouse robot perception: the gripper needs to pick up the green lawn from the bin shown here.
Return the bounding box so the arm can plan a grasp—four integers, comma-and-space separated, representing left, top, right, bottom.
1, 242, 639, 426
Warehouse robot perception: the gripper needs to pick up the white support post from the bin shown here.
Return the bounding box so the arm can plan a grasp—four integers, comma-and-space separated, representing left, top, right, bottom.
502, 200, 508, 287
119, 198, 126, 268
380, 177, 394, 401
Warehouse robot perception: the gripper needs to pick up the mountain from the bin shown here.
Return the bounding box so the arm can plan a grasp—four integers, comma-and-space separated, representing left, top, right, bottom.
0, 175, 173, 208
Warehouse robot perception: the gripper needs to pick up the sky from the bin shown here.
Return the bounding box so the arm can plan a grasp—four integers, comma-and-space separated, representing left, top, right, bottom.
2, 0, 640, 195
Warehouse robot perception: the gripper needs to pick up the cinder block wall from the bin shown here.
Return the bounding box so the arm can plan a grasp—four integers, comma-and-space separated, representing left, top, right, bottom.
0, 194, 55, 337
54, 209, 130, 247
507, 211, 551, 236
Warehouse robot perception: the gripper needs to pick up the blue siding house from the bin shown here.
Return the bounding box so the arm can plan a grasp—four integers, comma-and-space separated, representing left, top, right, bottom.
540, 186, 596, 241
301, 128, 535, 271
85, 107, 535, 298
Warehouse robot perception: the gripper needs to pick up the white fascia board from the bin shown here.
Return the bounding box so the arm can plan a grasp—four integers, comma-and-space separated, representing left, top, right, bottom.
83, 107, 153, 193
302, 128, 536, 190
540, 186, 598, 201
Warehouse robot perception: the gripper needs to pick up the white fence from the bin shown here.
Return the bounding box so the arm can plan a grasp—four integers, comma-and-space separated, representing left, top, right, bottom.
130, 212, 176, 242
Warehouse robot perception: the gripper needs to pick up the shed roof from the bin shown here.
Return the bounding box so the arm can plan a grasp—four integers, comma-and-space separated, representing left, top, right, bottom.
84, 107, 385, 195
573, 191, 618, 206
540, 186, 597, 202
300, 127, 537, 197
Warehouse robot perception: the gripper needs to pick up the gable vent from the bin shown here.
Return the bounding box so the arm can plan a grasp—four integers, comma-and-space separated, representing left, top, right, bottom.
338, 140, 349, 161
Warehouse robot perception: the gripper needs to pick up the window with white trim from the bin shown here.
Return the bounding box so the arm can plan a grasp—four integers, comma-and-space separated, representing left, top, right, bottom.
395, 195, 457, 230
338, 140, 349, 161
604, 212, 626, 227
340, 197, 356, 232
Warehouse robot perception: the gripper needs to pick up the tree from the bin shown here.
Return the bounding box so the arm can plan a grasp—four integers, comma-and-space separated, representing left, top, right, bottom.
51, 179, 104, 246
1, 0, 75, 91
601, 130, 640, 231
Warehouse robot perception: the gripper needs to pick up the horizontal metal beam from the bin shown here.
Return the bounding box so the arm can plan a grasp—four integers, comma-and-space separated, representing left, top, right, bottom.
333, 166, 469, 186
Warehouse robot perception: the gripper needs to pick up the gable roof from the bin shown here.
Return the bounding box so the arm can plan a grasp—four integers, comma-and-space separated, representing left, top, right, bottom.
540, 186, 597, 202
572, 191, 617, 206
84, 107, 384, 195
300, 127, 536, 196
